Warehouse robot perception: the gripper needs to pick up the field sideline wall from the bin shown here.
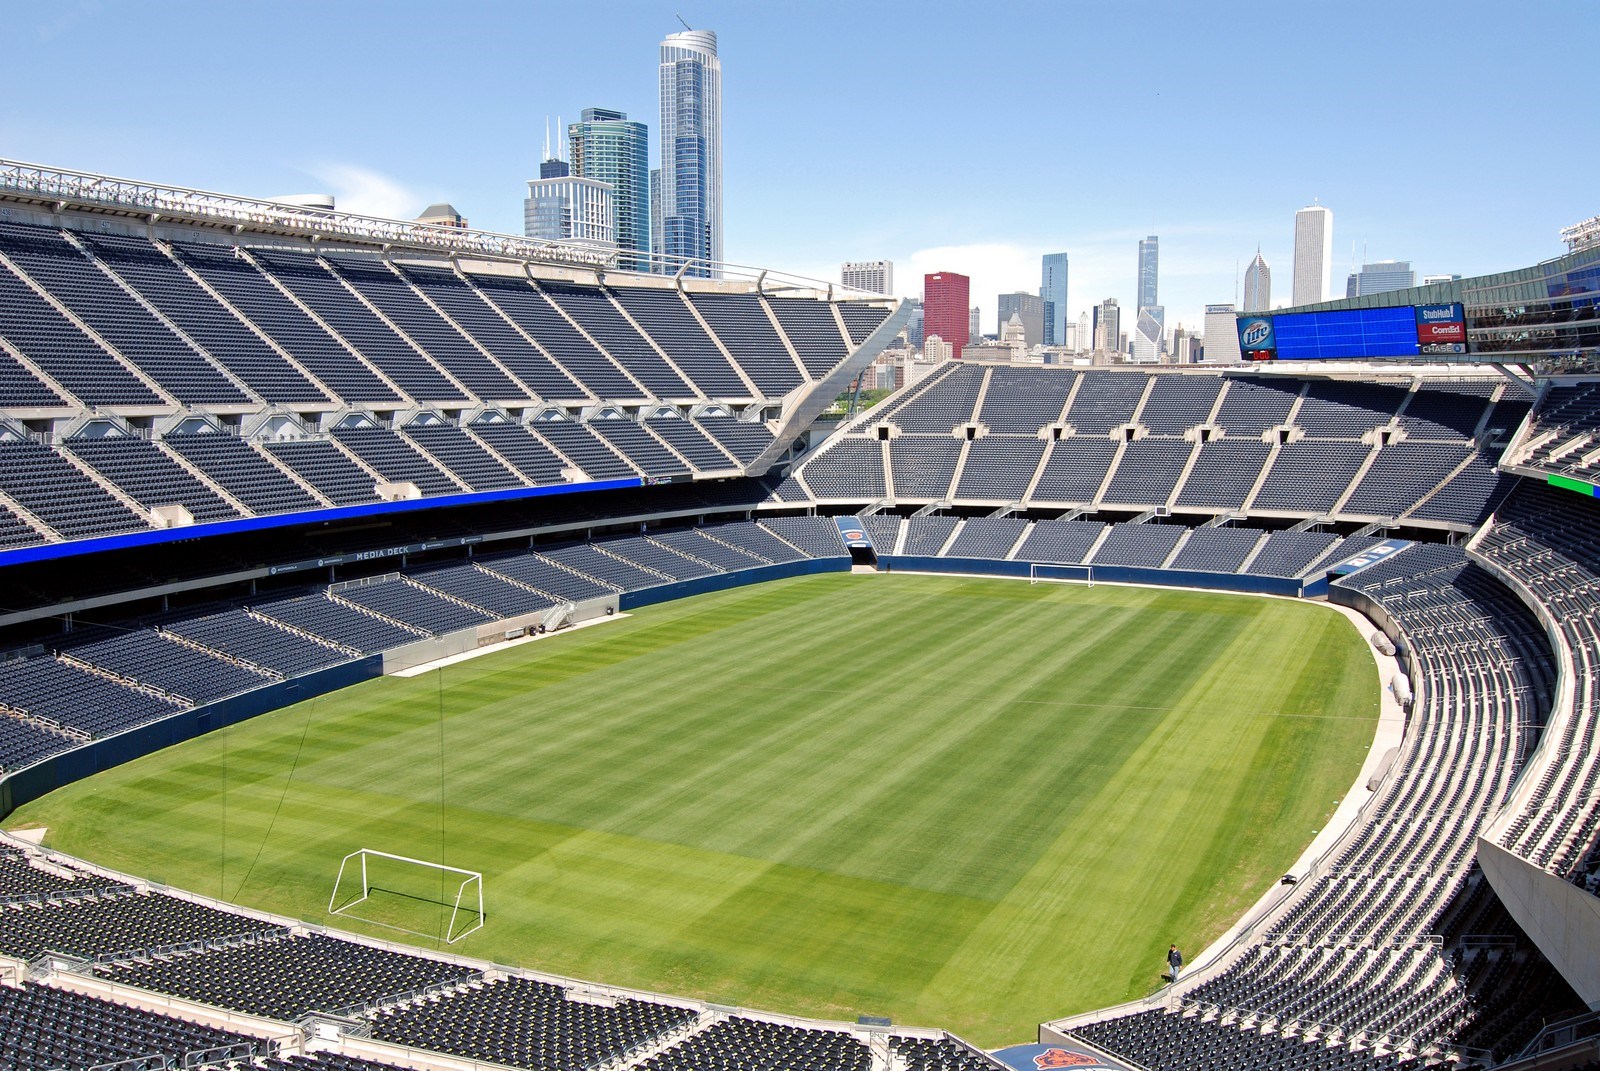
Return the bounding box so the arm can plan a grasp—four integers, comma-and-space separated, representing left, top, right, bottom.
0, 657, 382, 820
879, 556, 1316, 598
619, 557, 849, 610
1328, 585, 1410, 663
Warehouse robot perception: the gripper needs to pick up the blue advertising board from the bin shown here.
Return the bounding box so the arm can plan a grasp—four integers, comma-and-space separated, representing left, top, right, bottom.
1239, 303, 1470, 362
1271, 306, 1420, 360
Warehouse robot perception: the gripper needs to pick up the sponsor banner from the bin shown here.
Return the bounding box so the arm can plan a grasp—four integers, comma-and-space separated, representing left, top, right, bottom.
1415, 302, 1466, 324
1328, 540, 1413, 576
1548, 473, 1600, 497
991, 1043, 1129, 1071
264, 535, 484, 576
1417, 320, 1466, 344
1415, 302, 1466, 356
1237, 315, 1276, 361
1238, 316, 1274, 350
835, 516, 873, 549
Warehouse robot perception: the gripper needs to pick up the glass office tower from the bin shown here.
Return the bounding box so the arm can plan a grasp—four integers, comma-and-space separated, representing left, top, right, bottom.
655, 28, 722, 277
568, 108, 650, 271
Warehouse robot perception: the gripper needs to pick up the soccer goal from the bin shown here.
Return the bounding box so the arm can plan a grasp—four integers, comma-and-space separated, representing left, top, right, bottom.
1029, 562, 1092, 586
328, 849, 484, 944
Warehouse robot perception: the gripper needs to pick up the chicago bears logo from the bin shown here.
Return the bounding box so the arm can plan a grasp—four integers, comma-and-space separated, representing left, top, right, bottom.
1033, 1049, 1097, 1068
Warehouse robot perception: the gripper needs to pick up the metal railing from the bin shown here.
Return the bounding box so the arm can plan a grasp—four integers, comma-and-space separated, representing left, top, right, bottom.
0, 157, 893, 302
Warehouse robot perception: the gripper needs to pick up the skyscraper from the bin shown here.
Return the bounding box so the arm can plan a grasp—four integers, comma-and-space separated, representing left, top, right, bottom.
523, 170, 615, 249
1203, 304, 1243, 362
525, 129, 616, 250
1092, 298, 1120, 354
1131, 306, 1164, 363
842, 260, 893, 295
568, 108, 650, 270
997, 292, 1044, 348
1134, 236, 1162, 361
923, 272, 971, 359
655, 28, 722, 276
1345, 260, 1416, 298
1137, 236, 1159, 311
1293, 204, 1333, 306
1243, 249, 1271, 312
1040, 252, 1068, 347
1171, 324, 1198, 363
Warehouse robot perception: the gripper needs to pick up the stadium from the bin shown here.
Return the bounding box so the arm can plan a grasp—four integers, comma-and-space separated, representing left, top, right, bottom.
0, 156, 1594, 1071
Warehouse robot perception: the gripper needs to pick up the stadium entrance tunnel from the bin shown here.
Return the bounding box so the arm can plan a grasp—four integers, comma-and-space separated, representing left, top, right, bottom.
834, 518, 877, 566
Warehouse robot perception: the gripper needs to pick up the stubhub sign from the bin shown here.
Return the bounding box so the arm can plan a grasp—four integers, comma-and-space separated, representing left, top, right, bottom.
1416, 302, 1467, 350
1416, 303, 1465, 323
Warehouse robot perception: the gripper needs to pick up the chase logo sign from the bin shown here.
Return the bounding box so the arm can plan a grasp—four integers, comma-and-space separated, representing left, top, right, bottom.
1239, 317, 1274, 350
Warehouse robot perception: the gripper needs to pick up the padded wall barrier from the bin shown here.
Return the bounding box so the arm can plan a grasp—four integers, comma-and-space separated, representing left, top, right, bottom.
0, 656, 382, 819
878, 556, 1308, 597
618, 557, 851, 610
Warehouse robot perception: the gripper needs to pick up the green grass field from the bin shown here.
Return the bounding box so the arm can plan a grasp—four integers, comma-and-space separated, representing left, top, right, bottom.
5, 573, 1379, 1045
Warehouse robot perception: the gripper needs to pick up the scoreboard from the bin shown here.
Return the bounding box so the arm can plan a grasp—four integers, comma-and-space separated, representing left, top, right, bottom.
1239, 303, 1467, 361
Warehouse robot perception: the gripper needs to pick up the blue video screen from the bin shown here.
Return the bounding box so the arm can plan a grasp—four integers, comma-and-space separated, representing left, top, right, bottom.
1270, 307, 1421, 360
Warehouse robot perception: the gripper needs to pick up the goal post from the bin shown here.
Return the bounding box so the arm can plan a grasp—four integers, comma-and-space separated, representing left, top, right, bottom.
1029, 562, 1092, 587
329, 848, 484, 944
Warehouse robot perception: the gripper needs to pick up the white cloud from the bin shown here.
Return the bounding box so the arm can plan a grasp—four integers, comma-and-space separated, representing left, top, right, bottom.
300, 163, 430, 221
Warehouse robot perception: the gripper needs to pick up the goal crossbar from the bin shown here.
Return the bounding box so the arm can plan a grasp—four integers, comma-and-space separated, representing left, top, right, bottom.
1029, 562, 1092, 586
328, 848, 484, 944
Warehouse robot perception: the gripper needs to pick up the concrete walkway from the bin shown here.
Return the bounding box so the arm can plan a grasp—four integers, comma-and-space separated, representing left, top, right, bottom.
391, 612, 631, 678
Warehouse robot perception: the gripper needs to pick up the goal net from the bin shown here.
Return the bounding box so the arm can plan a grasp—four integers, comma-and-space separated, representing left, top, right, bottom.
328, 849, 484, 944
1029, 562, 1092, 586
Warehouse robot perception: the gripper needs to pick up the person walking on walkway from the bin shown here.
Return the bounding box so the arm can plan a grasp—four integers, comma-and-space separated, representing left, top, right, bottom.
1167, 944, 1183, 984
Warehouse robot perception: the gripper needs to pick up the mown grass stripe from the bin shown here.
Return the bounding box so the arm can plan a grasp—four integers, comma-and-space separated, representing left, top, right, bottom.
6, 573, 1375, 1046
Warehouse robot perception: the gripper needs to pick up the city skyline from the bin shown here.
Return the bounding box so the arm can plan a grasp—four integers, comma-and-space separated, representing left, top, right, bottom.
2, 0, 1592, 334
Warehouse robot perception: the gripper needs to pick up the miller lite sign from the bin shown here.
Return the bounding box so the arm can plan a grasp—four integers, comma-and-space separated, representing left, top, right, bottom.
1237, 316, 1276, 361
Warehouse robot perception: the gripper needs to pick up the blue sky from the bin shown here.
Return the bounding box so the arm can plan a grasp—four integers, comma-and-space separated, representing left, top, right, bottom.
2, 0, 1594, 336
